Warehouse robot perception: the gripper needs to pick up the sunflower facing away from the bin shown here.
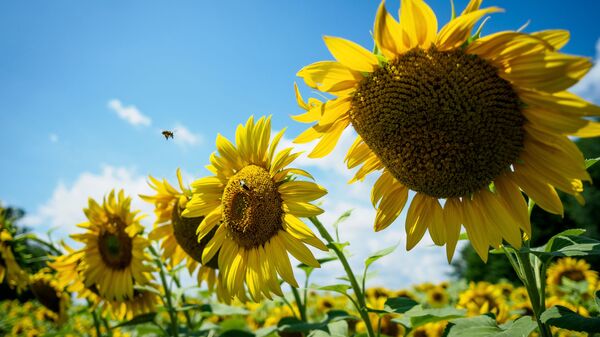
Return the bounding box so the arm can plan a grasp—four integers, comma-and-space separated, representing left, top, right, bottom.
140, 169, 224, 297
29, 268, 70, 324
70, 190, 154, 301
183, 116, 328, 302
294, 0, 600, 262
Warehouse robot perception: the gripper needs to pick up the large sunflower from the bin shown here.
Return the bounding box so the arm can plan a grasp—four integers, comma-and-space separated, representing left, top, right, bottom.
140, 169, 225, 298
71, 190, 153, 301
183, 116, 328, 302
0, 230, 28, 292
294, 0, 600, 262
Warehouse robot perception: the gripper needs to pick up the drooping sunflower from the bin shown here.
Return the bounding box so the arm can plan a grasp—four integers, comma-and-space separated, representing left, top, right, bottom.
294, 0, 600, 262
140, 169, 224, 297
183, 116, 328, 302
546, 257, 598, 295
0, 230, 28, 292
71, 190, 153, 301
29, 268, 70, 324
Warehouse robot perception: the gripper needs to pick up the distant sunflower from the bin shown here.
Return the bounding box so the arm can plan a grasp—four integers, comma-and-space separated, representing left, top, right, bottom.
426, 286, 449, 308
29, 269, 70, 324
295, 0, 600, 262
183, 116, 328, 302
140, 169, 224, 296
546, 257, 598, 295
0, 230, 28, 292
458, 282, 508, 322
71, 190, 153, 301
106, 283, 160, 320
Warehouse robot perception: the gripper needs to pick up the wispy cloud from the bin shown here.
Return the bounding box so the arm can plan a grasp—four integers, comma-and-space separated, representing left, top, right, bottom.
108, 99, 152, 127
173, 123, 202, 147
49, 133, 59, 143
571, 38, 600, 104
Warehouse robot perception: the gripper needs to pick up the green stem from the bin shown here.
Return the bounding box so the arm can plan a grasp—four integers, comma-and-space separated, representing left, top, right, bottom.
281, 293, 301, 321
516, 251, 552, 337
89, 303, 102, 337
309, 217, 376, 337
150, 246, 179, 337
173, 274, 194, 333
291, 285, 307, 322
101, 318, 113, 337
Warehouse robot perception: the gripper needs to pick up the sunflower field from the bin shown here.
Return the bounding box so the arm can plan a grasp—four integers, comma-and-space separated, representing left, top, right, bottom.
2, 0, 600, 336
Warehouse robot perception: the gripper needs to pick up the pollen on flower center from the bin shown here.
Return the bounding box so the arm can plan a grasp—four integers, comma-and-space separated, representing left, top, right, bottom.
171, 201, 219, 269
350, 48, 525, 198
98, 223, 133, 270
222, 165, 283, 248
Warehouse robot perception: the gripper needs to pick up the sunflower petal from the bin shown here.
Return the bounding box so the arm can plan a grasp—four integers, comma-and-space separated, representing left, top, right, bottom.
437, 7, 503, 51
374, 1, 404, 59
323, 36, 379, 72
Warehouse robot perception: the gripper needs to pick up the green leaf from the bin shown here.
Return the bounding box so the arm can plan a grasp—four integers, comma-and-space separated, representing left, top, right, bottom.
254, 326, 278, 337
444, 315, 536, 337
133, 284, 162, 296
332, 210, 353, 241
585, 157, 600, 168
298, 257, 338, 276
543, 229, 586, 252
110, 312, 156, 329
318, 284, 351, 295
365, 242, 399, 270
409, 307, 467, 328
202, 303, 249, 316
527, 234, 600, 262
307, 320, 349, 337
329, 242, 350, 251
541, 305, 600, 333
383, 297, 419, 314
278, 311, 354, 333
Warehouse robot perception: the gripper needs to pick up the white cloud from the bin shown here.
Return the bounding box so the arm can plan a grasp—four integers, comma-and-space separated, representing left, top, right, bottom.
108, 99, 152, 127
49, 133, 59, 143
571, 38, 600, 103
173, 123, 202, 147
22, 165, 154, 238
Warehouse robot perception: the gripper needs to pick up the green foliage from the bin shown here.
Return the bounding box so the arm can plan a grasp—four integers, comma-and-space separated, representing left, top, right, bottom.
541, 305, 600, 333
444, 315, 537, 337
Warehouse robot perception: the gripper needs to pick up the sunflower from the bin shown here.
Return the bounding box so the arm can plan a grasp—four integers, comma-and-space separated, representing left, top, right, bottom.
140, 169, 224, 296
70, 190, 153, 301
294, 0, 600, 262
458, 281, 508, 322
546, 257, 598, 295
29, 268, 70, 324
426, 286, 449, 308
0, 230, 28, 292
106, 283, 160, 320
183, 116, 328, 302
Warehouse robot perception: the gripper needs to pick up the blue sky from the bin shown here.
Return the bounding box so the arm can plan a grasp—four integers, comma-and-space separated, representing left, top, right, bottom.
2, 0, 600, 288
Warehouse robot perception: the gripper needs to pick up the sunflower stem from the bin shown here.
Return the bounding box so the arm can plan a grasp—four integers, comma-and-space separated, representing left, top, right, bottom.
89, 302, 102, 337
172, 274, 194, 333
516, 248, 552, 337
150, 246, 179, 337
101, 317, 113, 337
309, 216, 376, 337
291, 285, 307, 322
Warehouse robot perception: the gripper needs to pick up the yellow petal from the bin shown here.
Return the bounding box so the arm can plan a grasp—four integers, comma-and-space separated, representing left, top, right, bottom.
202, 225, 226, 265
436, 7, 503, 51
462, 198, 490, 262
494, 174, 531, 236
427, 198, 446, 246
531, 30, 570, 50
374, 182, 409, 231
572, 120, 600, 138
518, 89, 600, 117
399, 0, 437, 49
279, 181, 327, 202
269, 236, 298, 288
297, 61, 362, 93
283, 201, 324, 217
443, 198, 463, 263
294, 82, 310, 110
318, 97, 351, 128
196, 205, 222, 239
512, 166, 564, 215
373, 1, 404, 59
308, 118, 349, 158
323, 36, 379, 72
283, 213, 328, 251
405, 193, 429, 250
461, 0, 482, 14
280, 230, 320, 268
523, 107, 588, 135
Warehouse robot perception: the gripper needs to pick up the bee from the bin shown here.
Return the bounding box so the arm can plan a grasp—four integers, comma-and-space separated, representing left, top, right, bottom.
240, 180, 250, 191
162, 130, 175, 140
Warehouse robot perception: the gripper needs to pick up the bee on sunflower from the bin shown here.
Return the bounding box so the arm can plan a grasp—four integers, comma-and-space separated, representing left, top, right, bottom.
183, 115, 328, 302
294, 0, 600, 262
140, 169, 225, 298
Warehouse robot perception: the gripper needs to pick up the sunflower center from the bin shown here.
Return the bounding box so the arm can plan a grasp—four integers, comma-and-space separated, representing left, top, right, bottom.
222, 165, 283, 248
31, 279, 60, 314
561, 270, 585, 282
171, 200, 219, 269
98, 226, 133, 270
350, 48, 524, 198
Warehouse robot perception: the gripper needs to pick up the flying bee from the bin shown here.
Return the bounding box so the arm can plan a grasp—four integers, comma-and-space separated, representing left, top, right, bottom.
162, 130, 175, 140
240, 180, 250, 191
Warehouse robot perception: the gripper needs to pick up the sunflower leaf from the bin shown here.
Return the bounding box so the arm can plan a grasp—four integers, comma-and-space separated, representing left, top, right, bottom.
383, 297, 419, 314
585, 157, 600, 169
332, 210, 353, 242
392, 305, 466, 329
364, 242, 399, 270
318, 284, 352, 295
541, 305, 600, 332
442, 315, 536, 337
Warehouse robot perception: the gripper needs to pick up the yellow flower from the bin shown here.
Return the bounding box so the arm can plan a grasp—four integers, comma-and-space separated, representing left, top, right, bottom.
29, 268, 70, 324
141, 169, 225, 298
426, 286, 449, 308
184, 116, 328, 302
0, 230, 28, 292
509, 286, 529, 304
546, 257, 598, 295
70, 190, 153, 301
105, 283, 160, 320
295, 0, 599, 262
458, 282, 508, 322
410, 321, 447, 337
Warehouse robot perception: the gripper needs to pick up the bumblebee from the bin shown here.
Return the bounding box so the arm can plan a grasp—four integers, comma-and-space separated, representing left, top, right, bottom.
162, 130, 174, 140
